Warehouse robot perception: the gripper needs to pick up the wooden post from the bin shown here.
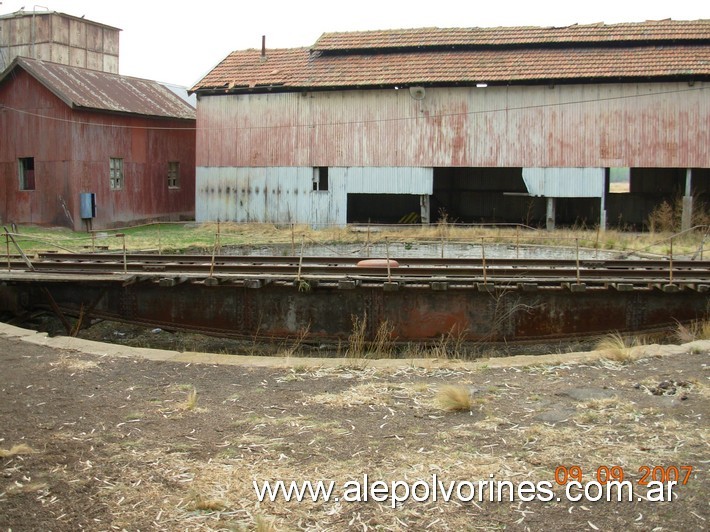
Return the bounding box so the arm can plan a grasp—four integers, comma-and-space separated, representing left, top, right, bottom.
516, 225, 520, 259
481, 238, 487, 284
669, 236, 674, 285
5, 231, 10, 272
297, 235, 305, 282
119, 234, 127, 273
386, 238, 392, 283
291, 224, 295, 256
575, 238, 581, 285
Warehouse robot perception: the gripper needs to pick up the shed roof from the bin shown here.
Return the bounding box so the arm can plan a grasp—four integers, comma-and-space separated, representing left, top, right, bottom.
1, 57, 195, 120
192, 20, 710, 93
312, 20, 710, 51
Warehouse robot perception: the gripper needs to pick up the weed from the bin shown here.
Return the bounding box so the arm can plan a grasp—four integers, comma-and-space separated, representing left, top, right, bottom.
0, 443, 37, 458
595, 332, 636, 363
180, 387, 198, 411
429, 325, 467, 359
279, 324, 311, 358
254, 515, 277, 532
674, 319, 710, 342
436, 385, 473, 412
346, 313, 367, 359
370, 320, 396, 358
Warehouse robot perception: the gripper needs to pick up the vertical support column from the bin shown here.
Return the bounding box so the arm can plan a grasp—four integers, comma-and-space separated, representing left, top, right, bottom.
681, 168, 693, 231
420, 195, 431, 225
546, 197, 556, 231
599, 168, 609, 231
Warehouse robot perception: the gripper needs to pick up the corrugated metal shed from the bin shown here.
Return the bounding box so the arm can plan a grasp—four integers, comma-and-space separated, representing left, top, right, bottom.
1, 57, 195, 120
0, 60, 196, 230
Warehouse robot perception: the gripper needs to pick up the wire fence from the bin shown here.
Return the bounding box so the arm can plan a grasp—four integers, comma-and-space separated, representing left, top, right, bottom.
2, 221, 709, 272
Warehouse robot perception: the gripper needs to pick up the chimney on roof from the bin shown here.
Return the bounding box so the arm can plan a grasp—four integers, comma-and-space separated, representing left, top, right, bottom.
261, 35, 266, 61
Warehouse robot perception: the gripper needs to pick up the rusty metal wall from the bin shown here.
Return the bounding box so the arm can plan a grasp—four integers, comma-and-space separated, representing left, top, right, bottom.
0, 70, 195, 230
195, 82, 710, 169
195, 166, 432, 224
11, 280, 709, 343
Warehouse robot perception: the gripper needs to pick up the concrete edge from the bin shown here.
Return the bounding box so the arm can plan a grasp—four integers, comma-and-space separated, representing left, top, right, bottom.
0, 322, 707, 371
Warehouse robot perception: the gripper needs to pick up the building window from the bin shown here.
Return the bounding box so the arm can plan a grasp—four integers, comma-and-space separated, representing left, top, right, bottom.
313, 166, 329, 191
168, 161, 180, 189
110, 158, 124, 190
18, 157, 35, 190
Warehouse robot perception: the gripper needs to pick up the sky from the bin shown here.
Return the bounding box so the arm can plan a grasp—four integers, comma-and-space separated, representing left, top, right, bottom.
1, 0, 707, 87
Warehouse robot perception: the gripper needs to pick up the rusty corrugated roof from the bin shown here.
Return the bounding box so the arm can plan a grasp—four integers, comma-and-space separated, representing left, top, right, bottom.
192, 20, 710, 93
3, 57, 195, 120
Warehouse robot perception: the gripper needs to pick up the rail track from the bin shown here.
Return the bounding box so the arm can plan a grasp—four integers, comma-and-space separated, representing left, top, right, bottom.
1, 252, 708, 344
3, 252, 709, 290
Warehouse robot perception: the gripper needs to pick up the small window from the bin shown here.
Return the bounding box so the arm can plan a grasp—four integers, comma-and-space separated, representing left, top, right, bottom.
110, 158, 124, 190
609, 167, 630, 194
18, 157, 35, 191
312, 166, 329, 191
168, 161, 180, 189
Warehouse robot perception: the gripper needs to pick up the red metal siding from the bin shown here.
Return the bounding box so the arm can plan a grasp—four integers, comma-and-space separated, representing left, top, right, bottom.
195, 83, 710, 170
1, 71, 195, 230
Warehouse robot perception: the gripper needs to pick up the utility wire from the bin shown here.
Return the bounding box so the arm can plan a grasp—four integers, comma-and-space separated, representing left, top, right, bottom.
0, 84, 707, 132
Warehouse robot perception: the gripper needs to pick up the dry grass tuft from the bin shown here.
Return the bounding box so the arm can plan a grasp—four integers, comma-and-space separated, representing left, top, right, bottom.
254, 515, 278, 532
429, 326, 467, 359
54, 355, 99, 371
346, 313, 367, 359
0, 443, 37, 458
595, 332, 636, 363
189, 496, 227, 512
370, 320, 396, 358
436, 385, 473, 412
180, 387, 198, 411
279, 324, 311, 358
675, 319, 710, 343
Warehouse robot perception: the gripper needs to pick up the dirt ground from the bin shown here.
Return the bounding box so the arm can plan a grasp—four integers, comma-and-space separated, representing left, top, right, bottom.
0, 329, 708, 531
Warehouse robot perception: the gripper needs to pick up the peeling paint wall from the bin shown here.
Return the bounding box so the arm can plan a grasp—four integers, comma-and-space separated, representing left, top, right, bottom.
195, 82, 710, 170
195, 166, 432, 225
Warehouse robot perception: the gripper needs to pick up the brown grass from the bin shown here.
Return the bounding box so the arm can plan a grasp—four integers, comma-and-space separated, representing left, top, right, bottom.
0, 443, 37, 457
595, 332, 636, 363
180, 387, 198, 411
675, 319, 710, 342
370, 320, 396, 358
346, 314, 367, 359
436, 385, 473, 412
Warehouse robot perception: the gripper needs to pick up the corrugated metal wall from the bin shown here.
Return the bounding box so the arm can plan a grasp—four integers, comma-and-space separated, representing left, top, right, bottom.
522, 168, 605, 197
195, 166, 433, 224
196, 82, 710, 169
0, 70, 196, 230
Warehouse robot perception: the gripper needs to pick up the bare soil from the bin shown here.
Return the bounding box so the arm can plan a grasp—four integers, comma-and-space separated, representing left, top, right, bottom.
0, 332, 708, 531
